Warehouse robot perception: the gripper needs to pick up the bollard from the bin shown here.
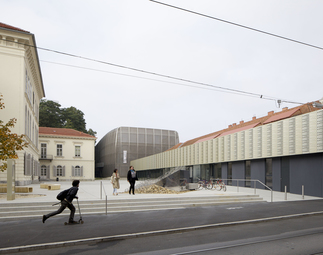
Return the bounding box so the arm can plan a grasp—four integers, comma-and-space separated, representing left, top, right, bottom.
100, 181, 102, 200
271, 190, 273, 202
237, 180, 239, 192
285, 186, 287, 200
302, 185, 304, 199
105, 195, 108, 215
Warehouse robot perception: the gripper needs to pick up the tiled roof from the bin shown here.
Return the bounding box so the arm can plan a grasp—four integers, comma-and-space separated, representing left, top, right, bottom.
39, 127, 96, 139
193, 133, 221, 144
166, 143, 183, 151
169, 101, 321, 150
0, 22, 29, 33
263, 107, 300, 124
218, 122, 261, 137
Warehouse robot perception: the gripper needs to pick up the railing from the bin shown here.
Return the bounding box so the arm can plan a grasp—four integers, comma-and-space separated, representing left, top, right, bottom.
39, 155, 53, 161
211, 178, 273, 202
100, 181, 108, 215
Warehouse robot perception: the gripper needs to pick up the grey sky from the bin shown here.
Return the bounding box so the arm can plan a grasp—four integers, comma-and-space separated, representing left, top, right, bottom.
2, 0, 323, 143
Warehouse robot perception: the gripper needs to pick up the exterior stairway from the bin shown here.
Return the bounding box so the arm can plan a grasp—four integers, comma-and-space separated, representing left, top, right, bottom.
0, 194, 264, 221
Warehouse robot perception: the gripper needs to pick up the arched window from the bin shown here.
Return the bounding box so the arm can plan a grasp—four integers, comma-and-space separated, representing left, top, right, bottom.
75, 166, 81, 176
41, 165, 47, 176
57, 165, 63, 176
72, 165, 83, 177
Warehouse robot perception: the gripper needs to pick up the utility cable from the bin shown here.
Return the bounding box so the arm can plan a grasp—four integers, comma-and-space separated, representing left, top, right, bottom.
1, 37, 304, 106
40, 60, 278, 99
149, 0, 323, 51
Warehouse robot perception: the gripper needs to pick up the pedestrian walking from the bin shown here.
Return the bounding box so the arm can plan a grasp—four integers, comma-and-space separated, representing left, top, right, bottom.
127, 166, 138, 195
111, 169, 120, 195
42, 180, 80, 224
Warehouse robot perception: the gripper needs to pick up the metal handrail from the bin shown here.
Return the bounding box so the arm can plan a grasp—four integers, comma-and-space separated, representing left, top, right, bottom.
210, 178, 273, 202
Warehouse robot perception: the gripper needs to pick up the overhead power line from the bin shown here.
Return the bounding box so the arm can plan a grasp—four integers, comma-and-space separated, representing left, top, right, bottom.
149, 0, 323, 51
39, 60, 274, 98
0, 37, 303, 106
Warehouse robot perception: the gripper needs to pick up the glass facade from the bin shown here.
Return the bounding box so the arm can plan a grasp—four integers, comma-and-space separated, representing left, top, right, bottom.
95, 127, 179, 178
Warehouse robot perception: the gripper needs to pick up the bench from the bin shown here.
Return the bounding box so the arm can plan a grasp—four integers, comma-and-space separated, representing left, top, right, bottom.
0, 186, 33, 193
40, 184, 49, 189
15, 187, 33, 193
47, 184, 61, 190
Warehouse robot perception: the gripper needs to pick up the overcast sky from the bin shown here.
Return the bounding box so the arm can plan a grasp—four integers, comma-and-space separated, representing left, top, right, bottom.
2, 0, 323, 143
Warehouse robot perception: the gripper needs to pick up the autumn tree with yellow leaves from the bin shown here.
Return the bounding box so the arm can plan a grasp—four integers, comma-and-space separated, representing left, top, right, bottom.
0, 94, 28, 172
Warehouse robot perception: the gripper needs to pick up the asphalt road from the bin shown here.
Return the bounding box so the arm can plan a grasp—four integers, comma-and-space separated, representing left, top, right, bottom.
1, 200, 323, 254
5, 213, 323, 255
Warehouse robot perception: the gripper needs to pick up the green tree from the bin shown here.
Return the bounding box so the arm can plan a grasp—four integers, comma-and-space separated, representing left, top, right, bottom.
62, 106, 87, 133
39, 99, 96, 136
0, 94, 28, 172
87, 128, 97, 137
39, 99, 64, 128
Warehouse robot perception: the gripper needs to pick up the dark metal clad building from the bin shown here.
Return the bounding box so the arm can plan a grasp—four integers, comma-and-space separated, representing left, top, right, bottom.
95, 127, 179, 177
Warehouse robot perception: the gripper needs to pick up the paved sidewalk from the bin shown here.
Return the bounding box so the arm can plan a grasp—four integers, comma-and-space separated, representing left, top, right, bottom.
0, 179, 321, 203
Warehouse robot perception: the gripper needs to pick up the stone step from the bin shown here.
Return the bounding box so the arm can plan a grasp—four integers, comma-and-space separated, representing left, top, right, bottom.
0, 195, 264, 221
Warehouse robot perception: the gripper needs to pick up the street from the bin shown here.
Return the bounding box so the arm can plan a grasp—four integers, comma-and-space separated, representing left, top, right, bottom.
6, 213, 323, 255
2, 200, 323, 254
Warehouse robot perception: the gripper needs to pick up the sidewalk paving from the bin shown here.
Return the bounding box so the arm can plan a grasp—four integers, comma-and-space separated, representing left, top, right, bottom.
0, 179, 321, 203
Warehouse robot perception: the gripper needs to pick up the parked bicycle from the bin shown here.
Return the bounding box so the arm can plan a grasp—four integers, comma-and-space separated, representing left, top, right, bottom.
197, 178, 213, 190
213, 179, 227, 191
180, 178, 188, 190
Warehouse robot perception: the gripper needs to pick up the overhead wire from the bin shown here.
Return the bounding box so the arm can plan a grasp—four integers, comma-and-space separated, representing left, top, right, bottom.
40, 60, 275, 99
149, 0, 323, 51
0, 37, 304, 106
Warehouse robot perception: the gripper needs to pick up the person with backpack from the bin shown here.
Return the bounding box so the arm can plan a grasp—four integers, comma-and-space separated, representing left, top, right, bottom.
42, 180, 80, 224
127, 166, 138, 195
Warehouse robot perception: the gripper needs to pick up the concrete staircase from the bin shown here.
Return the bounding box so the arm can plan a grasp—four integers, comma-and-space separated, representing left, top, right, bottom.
0, 194, 264, 221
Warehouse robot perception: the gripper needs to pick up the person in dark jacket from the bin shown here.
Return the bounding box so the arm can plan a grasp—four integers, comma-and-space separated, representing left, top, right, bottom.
127, 166, 138, 195
42, 180, 80, 223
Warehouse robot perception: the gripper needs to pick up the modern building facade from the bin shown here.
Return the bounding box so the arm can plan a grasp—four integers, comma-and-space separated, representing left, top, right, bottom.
0, 22, 45, 185
39, 127, 96, 181
95, 127, 179, 178
131, 100, 323, 197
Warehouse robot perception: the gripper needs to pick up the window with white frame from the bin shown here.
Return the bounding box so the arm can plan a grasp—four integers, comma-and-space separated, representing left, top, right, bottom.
75, 145, 81, 157
57, 165, 63, 176
41, 165, 47, 176
57, 144, 63, 156
75, 166, 81, 176
41, 143, 47, 159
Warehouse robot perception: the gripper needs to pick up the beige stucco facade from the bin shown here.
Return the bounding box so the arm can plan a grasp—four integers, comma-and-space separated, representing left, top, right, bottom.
39, 129, 96, 181
0, 24, 45, 185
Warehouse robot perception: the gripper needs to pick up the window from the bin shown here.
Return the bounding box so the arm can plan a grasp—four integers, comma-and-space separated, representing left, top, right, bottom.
57, 165, 63, 176
75, 146, 81, 157
75, 166, 81, 176
57, 144, 63, 156
72, 166, 83, 177
41, 143, 47, 159
41, 165, 47, 176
